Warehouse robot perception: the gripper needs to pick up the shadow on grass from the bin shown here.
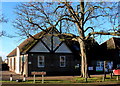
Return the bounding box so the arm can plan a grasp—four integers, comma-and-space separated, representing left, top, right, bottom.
25, 79, 70, 83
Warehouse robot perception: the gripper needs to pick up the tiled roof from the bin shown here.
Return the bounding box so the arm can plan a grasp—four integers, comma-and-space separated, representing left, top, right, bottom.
7, 27, 78, 57
100, 37, 120, 50
113, 37, 120, 49
7, 26, 99, 57
7, 27, 53, 57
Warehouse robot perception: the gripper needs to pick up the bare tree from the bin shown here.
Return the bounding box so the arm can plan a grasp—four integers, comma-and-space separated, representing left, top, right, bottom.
0, 14, 14, 38
0, 15, 7, 23
14, 2, 120, 78
0, 14, 8, 37
54, 1, 120, 78
14, 2, 66, 38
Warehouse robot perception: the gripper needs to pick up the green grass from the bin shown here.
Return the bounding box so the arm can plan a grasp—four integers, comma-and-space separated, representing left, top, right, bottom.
0, 80, 71, 84
74, 75, 120, 83
1, 75, 120, 84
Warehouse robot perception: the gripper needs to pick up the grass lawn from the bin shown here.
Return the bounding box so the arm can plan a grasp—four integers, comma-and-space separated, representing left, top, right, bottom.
74, 75, 120, 83
1, 75, 120, 84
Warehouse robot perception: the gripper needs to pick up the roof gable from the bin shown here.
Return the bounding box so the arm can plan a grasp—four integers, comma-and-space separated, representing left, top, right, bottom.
29, 41, 49, 52
55, 42, 72, 53
7, 27, 73, 57
113, 37, 120, 49
29, 28, 72, 53
100, 37, 120, 50
7, 27, 54, 57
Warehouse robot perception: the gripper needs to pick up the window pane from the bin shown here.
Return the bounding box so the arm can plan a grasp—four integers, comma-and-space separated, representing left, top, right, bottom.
39, 62, 44, 66
60, 57, 64, 62
60, 56, 66, 67
61, 62, 65, 66
39, 56, 43, 61
38, 56, 44, 67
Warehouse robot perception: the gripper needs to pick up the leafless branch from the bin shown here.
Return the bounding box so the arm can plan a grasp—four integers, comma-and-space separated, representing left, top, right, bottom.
54, 5, 66, 13
55, 17, 77, 26
84, 27, 94, 32
86, 31, 120, 40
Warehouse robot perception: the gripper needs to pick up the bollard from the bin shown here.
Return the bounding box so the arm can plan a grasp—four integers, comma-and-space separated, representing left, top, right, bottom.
33, 74, 36, 83
23, 74, 26, 81
42, 74, 44, 84
10, 74, 13, 81
116, 76, 119, 81
102, 75, 105, 81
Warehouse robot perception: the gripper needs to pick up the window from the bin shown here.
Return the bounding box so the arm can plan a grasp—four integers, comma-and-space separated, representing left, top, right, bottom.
60, 56, 66, 67
119, 51, 120, 57
96, 61, 104, 72
97, 61, 104, 67
38, 56, 45, 67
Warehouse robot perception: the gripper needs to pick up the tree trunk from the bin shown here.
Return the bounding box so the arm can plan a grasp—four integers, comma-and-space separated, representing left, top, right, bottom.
78, 38, 88, 78
78, 1, 89, 78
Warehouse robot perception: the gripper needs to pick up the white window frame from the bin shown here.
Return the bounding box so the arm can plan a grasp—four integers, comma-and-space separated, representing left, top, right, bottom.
60, 56, 66, 67
38, 56, 45, 67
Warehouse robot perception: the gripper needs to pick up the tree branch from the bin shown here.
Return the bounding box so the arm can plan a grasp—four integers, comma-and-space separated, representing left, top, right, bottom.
54, 5, 66, 13
86, 31, 120, 40
90, 32, 120, 36
83, 10, 92, 24
84, 27, 94, 32
65, 3, 80, 23
84, 6, 112, 14
27, 18, 47, 32
28, 33, 40, 40
87, 14, 108, 20
55, 17, 77, 26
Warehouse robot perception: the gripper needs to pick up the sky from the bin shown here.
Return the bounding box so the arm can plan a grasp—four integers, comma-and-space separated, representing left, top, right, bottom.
1, 0, 120, 2
0, 1, 119, 61
1, 2, 23, 61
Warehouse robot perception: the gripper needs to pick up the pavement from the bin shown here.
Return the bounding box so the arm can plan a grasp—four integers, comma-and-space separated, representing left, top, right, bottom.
2, 71, 23, 81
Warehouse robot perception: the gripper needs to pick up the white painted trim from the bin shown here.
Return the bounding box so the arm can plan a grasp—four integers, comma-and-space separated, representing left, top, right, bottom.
8, 58, 11, 67
38, 56, 45, 68
15, 47, 20, 74
12, 57, 14, 71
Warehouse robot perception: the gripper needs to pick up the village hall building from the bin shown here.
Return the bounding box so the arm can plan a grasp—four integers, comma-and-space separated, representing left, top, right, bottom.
7, 27, 81, 76
7, 26, 120, 76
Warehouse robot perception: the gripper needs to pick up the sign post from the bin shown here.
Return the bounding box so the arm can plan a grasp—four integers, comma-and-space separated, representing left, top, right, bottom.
31, 71, 46, 83
103, 61, 106, 81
